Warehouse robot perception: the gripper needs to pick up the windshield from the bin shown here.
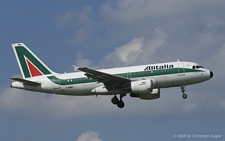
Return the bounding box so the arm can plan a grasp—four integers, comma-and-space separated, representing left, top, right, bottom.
192, 65, 204, 69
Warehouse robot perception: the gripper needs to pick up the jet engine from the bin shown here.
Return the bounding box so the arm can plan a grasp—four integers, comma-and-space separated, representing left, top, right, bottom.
130, 88, 160, 100
131, 79, 153, 94
129, 79, 160, 100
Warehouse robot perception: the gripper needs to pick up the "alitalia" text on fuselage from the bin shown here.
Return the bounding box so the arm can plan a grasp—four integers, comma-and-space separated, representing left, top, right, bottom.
144, 64, 174, 71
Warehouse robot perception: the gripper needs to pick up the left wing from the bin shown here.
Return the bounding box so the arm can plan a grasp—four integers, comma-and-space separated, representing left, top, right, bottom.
78, 67, 130, 89
78, 67, 129, 82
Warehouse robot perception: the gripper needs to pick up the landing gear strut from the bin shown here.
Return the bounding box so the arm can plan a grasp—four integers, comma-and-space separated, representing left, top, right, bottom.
181, 86, 187, 99
111, 94, 125, 108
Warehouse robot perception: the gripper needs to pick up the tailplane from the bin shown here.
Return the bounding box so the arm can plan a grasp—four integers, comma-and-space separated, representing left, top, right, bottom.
12, 43, 55, 78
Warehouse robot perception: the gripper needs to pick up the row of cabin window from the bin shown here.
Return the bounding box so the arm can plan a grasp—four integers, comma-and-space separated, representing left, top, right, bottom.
64, 69, 175, 82
115, 69, 174, 77
66, 77, 92, 82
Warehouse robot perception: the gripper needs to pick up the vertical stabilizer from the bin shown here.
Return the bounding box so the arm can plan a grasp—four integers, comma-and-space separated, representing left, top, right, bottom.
12, 43, 55, 78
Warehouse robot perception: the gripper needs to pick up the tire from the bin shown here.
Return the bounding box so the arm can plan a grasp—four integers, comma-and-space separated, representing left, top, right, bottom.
182, 94, 187, 99
111, 96, 119, 105
117, 100, 125, 108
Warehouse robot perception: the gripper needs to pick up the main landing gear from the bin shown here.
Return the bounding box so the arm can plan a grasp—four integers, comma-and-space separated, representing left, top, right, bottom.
181, 86, 187, 99
111, 94, 125, 108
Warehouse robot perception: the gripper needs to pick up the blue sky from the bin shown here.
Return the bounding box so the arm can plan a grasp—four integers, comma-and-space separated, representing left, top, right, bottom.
1, 0, 225, 140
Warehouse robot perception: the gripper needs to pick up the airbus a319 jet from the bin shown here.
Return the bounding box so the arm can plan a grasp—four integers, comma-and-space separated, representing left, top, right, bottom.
11, 43, 213, 108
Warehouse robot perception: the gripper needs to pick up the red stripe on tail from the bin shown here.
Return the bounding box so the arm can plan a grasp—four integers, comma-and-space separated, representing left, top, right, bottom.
26, 59, 43, 77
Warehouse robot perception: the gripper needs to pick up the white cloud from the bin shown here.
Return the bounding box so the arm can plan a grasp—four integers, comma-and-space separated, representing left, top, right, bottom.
60, 6, 98, 47
100, 0, 194, 23
55, 6, 96, 47
104, 37, 143, 65
101, 0, 225, 25
76, 131, 103, 141
76, 58, 92, 68
135, 28, 167, 64
0, 87, 115, 119
0, 85, 213, 119
98, 28, 167, 68
55, 6, 93, 28
55, 9, 77, 28
112, 38, 143, 63
74, 51, 93, 68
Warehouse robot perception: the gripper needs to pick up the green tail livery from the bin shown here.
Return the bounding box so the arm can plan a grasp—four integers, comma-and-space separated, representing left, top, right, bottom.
12, 43, 54, 78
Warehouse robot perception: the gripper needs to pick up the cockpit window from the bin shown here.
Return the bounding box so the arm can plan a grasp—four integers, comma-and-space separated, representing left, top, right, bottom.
193, 65, 204, 69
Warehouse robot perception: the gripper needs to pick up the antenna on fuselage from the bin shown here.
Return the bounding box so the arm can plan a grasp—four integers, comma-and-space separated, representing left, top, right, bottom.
177, 59, 180, 62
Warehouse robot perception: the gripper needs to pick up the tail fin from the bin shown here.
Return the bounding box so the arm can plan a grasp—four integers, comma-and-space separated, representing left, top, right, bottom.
12, 43, 55, 78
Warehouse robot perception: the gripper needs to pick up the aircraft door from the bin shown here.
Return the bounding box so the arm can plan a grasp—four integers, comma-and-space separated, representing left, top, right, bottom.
127, 72, 131, 79
53, 76, 61, 89
178, 62, 185, 76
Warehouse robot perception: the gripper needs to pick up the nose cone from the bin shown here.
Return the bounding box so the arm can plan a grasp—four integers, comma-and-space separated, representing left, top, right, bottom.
210, 71, 213, 78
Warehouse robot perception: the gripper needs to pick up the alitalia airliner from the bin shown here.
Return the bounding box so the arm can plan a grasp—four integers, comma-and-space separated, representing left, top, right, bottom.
11, 43, 213, 108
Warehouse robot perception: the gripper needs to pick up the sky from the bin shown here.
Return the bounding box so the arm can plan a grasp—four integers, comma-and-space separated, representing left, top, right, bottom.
0, 0, 225, 140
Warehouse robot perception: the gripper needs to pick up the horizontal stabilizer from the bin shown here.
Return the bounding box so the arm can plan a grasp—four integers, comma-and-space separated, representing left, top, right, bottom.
11, 77, 41, 85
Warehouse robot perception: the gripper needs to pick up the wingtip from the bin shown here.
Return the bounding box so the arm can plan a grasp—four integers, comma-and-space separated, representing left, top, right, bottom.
73, 65, 80, 71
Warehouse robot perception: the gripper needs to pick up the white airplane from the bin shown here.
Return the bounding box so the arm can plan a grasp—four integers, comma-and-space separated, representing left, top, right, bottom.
11, 43, 213, 108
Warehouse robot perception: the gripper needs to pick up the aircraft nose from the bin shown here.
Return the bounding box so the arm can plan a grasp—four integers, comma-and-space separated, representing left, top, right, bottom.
210, 71, 213, 78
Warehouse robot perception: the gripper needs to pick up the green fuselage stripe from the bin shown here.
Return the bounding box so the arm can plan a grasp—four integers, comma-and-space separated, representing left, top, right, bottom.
47, 68, 203, 85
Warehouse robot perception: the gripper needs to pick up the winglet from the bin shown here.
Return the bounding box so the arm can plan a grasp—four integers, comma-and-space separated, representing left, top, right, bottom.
73, 65, 79, 71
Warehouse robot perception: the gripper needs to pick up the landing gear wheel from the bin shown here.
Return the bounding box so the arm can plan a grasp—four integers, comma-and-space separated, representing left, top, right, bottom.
117, 100, 125, 108
111, 94, 126, 108
182, 94, 187, 99
111, 96, 119, 105
180, 86, 187, 99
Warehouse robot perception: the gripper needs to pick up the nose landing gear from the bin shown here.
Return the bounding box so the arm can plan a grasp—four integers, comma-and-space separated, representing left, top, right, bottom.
111, 94, 125, 108
181, 86, 187, 99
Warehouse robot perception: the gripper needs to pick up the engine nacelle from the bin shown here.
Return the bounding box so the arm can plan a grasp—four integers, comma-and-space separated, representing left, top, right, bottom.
130, 88, 160, 100
131, 79, 153, 94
